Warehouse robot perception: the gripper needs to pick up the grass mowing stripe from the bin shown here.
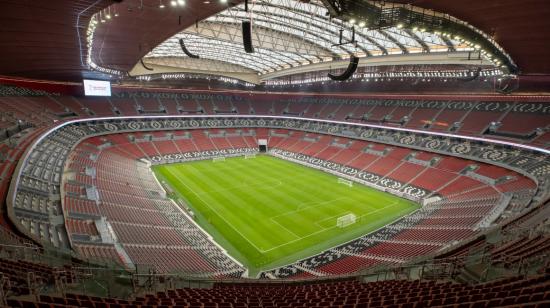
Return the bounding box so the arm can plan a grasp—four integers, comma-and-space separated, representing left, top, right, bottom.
241, 159, 359, 222
179, 160, 298, 249
165, 166, 267, 253
212, 158, 335, 231
153, 155, 419, 276
229, 158, 353, 237
211, 160, 302, 216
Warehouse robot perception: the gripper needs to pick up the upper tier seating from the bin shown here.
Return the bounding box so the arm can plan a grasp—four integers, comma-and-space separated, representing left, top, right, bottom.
2, 91, 549, 148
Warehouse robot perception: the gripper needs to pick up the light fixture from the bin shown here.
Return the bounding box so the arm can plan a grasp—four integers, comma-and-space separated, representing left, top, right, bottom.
111, 4, 119, 17
177, 0, 185, 6
359, 21, 366, 27
220, 0, 228, 3
159, 0, 165, 8
349, 19, 356, 24
171, 0, 177, 6
396, 24, 403, 29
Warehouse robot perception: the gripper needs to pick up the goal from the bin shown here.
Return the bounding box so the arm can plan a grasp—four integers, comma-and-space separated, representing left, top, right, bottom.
337, 213, 356, 228
337, 178, 353, 187
244, 154, 256, 159
212, 157, 226, 162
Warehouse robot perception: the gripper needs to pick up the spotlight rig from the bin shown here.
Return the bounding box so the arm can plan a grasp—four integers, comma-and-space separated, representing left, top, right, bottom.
319, 0, 518, 75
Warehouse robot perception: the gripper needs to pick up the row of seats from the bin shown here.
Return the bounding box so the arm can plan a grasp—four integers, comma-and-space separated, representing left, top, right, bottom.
62, 138, 245, 277
260, 130, 537, 277
0, 257, 74, 297
5, 271, 549, 307
59, 128, 536, 277
1, 93, 549, 148
2, 119, 540, 278
0, 89, 550, 307
2, 98, 545, 279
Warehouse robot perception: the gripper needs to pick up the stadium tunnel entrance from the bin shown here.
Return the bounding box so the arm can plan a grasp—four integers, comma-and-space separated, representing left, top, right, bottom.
259, 139, 268, 153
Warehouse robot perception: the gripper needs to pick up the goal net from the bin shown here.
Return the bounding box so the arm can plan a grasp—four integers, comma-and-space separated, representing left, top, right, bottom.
244, 154, 256, 159
337, 178, 353, 187
212, 157, 226, 162
337, 213, 356, 228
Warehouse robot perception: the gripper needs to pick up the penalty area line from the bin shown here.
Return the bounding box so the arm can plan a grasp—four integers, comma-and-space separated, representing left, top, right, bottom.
265, 200, 403, 253
269, 217, 301, 240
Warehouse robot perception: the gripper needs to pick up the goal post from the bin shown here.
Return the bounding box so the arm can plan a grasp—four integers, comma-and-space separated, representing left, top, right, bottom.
337, 178, 353, 187
244, 154, 256, 159
212, 157, 226, 162
337, 213, 356, 228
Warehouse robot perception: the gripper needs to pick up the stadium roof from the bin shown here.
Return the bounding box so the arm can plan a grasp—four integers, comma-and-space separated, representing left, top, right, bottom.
388, 0, 550, 76
0, 0, 548, 84
142, 0, 469, 79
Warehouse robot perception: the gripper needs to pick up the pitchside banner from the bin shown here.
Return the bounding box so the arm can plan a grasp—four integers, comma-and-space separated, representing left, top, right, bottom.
149, 148, 257, 163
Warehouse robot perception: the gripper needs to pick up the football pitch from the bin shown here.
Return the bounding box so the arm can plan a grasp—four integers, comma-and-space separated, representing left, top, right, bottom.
153, 155, 419, 276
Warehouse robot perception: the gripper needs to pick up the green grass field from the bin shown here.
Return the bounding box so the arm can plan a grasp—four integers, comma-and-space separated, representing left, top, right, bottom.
153, 155, 419, 276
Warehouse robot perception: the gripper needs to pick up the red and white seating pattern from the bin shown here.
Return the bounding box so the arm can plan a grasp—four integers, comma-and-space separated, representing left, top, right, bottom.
1, 88, 545, 278
56, 127, 536, 277
63, 136, 247, 276
2, 93, 549, 148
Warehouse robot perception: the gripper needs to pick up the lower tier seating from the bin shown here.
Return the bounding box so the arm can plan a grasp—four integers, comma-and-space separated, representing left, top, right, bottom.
15, 127, 526, 278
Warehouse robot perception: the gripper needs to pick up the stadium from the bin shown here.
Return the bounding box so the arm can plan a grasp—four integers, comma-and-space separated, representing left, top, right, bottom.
0, 0, 549, 307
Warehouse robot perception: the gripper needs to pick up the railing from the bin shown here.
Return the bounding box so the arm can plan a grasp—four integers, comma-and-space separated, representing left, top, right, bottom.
475, 194, 512, 230
0, 275, 9, 307
2, 235, 549, 301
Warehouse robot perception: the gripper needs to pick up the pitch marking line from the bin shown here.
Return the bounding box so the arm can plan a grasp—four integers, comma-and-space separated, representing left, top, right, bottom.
315, 211, 354, 228
315, 200, 399, 226
264, 200, 403, 253
165, 168, 267, 253
269, 217, 301, 240
165, 162, 411, 256
355, 201, 400, 221
270, 197, 348, 221
197, 178, 283, 196
314, 201, 397, 228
